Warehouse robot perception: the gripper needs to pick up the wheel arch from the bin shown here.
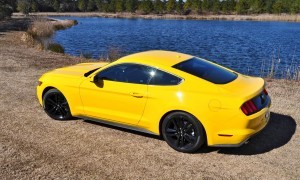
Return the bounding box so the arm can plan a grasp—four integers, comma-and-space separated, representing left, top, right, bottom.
158, 110, 207, 144
42, 86, 56, 99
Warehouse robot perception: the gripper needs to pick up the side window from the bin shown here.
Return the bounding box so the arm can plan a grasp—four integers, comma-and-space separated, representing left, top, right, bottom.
149, 69, 182, 86
97, 64, 152, 84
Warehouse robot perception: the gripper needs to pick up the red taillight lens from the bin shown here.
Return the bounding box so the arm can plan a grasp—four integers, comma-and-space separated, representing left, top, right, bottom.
241, 100, 258, 116
263, 88, 268, 95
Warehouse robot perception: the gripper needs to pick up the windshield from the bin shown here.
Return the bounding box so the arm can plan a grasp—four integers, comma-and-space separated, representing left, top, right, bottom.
173, 57, 237, 84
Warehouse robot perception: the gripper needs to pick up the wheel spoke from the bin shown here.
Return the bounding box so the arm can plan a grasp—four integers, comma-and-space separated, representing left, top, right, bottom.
61, 101, 68, 106
179, 136, 185, 147
184, 133, 196, 144
55, 93, 58, 103
185, 123, 193, 132
166, 128, 177, 137
53, 106, 58, 115
175, 138, 180, 147
46, 98, 56, 106
176, 117, 183, 128
58, 107, 66, 116
171, 120, 178, 130
47, 106, 56, 113
166, 128, 176, 133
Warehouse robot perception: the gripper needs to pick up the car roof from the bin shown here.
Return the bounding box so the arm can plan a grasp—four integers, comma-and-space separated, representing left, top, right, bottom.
117, 50, 193, 67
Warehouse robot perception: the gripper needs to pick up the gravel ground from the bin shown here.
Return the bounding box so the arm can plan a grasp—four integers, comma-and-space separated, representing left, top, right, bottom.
0, 18, 299, 179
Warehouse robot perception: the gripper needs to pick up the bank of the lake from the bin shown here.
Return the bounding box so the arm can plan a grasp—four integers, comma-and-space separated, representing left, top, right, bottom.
19, 12, 300, 22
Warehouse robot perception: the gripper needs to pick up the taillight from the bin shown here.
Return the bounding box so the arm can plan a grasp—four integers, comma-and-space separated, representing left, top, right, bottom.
263, 88, 268, 95
241, 100, 258, 116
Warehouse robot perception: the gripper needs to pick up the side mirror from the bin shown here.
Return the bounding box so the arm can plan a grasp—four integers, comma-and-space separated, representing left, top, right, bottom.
93, 75, 100, 82
92, 75, 104, 88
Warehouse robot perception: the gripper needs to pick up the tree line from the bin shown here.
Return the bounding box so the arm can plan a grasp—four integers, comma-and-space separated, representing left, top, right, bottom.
1, 0, 300, 20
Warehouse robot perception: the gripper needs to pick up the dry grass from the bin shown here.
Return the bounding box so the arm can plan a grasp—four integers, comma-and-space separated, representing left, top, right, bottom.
26, 17, 77, 38
21, 12, 300, 22
0, 18, 300, 179
22, 17, 77, 53
27, 18, 55, 38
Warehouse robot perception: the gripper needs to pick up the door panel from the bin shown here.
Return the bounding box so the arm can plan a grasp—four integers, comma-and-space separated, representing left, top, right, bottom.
80, 79, 148, 125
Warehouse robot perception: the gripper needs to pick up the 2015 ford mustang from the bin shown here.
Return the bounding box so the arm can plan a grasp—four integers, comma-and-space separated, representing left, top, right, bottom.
37, 50, 271, 153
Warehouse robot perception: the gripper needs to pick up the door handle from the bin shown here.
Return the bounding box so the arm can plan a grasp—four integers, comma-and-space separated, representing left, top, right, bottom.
130, 92, 144, 98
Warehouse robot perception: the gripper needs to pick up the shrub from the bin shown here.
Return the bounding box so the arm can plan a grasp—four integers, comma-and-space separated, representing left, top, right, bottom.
53, 20, 78, 30
47, 43, 65, 54
0, 4, 13, 20
17, 0, 31, 15
107, 47, 123, 62
27, 19, 55, 38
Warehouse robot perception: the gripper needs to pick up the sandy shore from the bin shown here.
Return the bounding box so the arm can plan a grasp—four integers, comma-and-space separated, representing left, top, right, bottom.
17, 12, 300, 22
0, 18, 300, 179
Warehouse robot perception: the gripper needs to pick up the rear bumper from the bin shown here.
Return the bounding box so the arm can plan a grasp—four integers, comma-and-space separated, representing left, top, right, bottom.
210, 102, 271, 147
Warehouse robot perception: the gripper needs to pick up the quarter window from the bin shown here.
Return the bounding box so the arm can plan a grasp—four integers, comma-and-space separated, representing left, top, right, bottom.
149, 69, 182, 85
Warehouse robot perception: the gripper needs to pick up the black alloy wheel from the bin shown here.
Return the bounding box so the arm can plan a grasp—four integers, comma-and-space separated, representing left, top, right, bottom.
43, 89, 72, 120
162, 112, 205, 153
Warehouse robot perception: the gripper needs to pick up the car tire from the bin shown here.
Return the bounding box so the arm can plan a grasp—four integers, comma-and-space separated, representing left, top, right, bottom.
162, 112, 205, 153
43, 89, 72, 120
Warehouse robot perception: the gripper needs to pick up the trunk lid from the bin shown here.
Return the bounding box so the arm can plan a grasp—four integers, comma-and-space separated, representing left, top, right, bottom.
219, 74, 265, 100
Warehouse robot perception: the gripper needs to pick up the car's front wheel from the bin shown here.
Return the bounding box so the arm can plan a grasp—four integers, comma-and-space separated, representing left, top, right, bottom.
43, 89, 72, 120
162, 112, 205, 153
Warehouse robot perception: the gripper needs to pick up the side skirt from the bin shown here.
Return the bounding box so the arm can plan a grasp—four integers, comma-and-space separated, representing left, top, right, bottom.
77, 116, 159, 136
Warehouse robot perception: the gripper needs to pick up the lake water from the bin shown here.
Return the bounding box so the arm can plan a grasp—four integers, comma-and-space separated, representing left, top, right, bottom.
53, 17, 300, 78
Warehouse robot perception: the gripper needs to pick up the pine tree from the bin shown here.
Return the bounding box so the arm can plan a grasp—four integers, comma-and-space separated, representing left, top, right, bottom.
87, 0, 96, 11
176, 0, 183, 14
221, 0, 230, 14
236, 0, 249, 14
115, 0, 124, 12
183, 0, 192, 11
166, 0, 175, 13
17, 0, 31, 15
95, 0, 103, 11
153, 0, 164, 14
53, 0, 60, 11
31, 0, 38, 12
108, 0, 116, 12
0, 0, 13, 19
212, 0, 220, 14
290, 0, 300, 14
192, 0, 202, 14
78, 0, 87, 11
250, 0, 265, 14
202, 0, 209, 12
272, 0, 284, 14
125, 0, 137, 12
139, 0, 153, 14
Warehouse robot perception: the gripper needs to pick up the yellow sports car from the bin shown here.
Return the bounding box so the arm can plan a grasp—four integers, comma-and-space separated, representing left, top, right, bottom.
37, 50, 271, 153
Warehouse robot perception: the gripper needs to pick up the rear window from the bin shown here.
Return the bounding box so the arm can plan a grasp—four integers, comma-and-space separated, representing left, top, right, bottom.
173, 57, 237, 84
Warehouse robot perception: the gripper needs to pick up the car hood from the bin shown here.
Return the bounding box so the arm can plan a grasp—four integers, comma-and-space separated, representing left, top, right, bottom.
218, 74, 265, 100
47, 62, 109, 77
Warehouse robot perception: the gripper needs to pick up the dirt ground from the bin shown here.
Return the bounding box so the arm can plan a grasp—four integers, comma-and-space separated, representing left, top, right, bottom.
0, 18, 300, 179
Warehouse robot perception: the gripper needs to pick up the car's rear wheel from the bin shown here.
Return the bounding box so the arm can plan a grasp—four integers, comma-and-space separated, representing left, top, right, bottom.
43, 89, 72, 120
162, 112, 205, 153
